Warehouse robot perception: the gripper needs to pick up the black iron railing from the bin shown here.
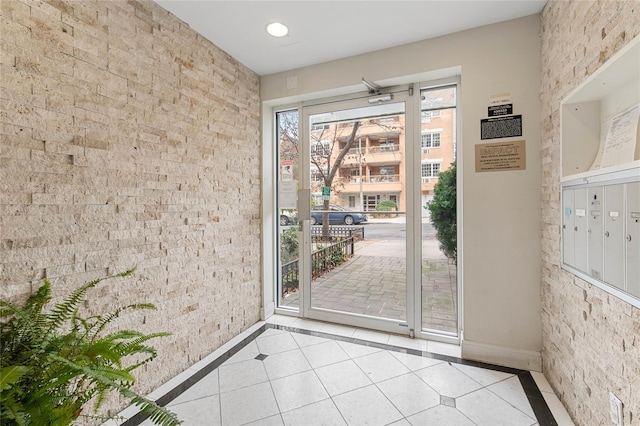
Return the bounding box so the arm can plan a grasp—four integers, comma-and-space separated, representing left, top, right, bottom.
280, 236, 355, 295
311, 236, 354, 279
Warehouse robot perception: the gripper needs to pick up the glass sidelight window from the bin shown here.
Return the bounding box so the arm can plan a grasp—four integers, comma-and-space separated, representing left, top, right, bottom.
419, 84, 457, 335
276, 109, 300, 310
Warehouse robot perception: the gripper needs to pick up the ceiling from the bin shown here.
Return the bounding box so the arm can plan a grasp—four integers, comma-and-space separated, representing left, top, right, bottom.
154, 1, 547, 76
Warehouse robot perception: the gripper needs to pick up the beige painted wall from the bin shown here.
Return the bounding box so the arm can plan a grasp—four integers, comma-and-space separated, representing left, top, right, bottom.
540, 1, 640, 424
262, 15, 542, 369
0, 0, 261, 416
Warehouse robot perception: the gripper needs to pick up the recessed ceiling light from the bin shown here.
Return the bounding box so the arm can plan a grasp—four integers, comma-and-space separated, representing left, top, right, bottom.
266, 22, 288, 37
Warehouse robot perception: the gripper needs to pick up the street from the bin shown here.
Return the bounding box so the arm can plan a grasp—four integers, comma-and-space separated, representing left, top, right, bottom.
360, 218, 436, 241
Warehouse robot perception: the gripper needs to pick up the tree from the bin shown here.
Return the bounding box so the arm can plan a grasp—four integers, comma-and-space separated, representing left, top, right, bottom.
310, 121, 361, 237
427, 162, 457, 262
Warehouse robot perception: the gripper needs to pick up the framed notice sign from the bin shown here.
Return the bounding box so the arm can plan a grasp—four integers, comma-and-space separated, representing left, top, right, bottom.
480, 115, 522, 140
475, 140, 526, 172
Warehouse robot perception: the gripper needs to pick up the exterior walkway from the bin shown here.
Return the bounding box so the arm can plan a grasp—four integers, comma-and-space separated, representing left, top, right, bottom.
281, 220, 457, 334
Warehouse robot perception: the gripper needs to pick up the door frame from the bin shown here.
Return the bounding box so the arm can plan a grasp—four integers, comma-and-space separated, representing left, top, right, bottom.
298, 87, 417, 336
266, 77, 462, 345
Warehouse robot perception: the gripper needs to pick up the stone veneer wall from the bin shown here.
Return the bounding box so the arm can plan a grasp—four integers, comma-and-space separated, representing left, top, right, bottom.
540, 1, 639, 425
0, 0, 261, 416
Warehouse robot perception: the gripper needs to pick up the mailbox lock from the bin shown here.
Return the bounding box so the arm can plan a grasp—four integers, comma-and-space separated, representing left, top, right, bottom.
574, 226, 578, 232
605, 231, 610, 238
628, 235, 633, 242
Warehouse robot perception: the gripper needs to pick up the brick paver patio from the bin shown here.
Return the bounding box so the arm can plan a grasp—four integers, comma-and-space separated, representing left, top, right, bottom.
281, 237, 458, 335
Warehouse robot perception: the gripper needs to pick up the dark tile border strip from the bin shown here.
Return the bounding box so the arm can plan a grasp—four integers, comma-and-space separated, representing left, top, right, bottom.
122, 324, 267, 426
123, 322, 557, 426
269, 324, 557, 426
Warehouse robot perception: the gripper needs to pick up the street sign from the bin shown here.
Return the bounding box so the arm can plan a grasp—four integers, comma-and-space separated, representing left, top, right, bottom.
322, 186, 331, 201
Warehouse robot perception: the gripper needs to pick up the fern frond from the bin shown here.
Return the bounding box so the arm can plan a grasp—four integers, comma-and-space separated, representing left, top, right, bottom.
52, 355, 180, 426
0, 267, 178, 426
24, 279, 53, 314
49, 355, 136, 385
45, 267, 136, 334
89, 303, 157, 340
126, 394, 182, 426
0, 366, 30, 391
112, 332, 170, 358
45, 279, 107, 334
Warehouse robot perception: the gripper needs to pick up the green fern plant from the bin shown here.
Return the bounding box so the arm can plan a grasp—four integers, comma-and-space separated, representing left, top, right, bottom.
0, 268, 181, 426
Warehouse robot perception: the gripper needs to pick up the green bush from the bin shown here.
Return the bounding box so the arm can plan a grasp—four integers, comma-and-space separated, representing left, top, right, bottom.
329, 248, 344, 266
0, 268, 180, 426
374, 200, 398, 218
280, 227, 299, 263
427, 163, 457, 262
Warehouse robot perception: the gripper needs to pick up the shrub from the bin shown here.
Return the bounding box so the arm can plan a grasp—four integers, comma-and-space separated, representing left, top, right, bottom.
374, 200, 398, 218
427, 163, 457, 262
280, 227, 299, 263
0, 268, 180, 426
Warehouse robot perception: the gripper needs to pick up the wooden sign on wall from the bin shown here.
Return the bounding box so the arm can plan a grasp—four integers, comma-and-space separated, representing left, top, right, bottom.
475, 140, 526, 172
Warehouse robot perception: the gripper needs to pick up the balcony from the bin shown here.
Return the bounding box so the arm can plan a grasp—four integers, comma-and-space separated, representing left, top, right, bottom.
339, 174, 402, 193
341, 145, 402, 167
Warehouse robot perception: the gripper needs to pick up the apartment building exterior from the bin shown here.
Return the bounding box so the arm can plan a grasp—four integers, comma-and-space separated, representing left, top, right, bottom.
308, 87, 456, 215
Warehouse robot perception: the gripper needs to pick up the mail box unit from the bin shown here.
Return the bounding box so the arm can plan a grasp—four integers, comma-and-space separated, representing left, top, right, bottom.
562, 188, 575, 267
587, 186, 604, 280
627, 182, 640, 297
562, 188, 588, 274
560, 37, 640, 308
603, 184, 625, 289
561, 178, 640, 307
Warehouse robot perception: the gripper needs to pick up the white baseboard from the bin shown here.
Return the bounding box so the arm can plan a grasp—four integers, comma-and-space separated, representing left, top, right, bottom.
260, 301, 275, 320
461, 340, 542, 371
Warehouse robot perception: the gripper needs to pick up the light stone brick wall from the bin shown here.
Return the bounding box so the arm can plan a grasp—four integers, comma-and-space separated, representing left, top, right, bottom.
0, 0, 261, 418
540, 1, 639, 425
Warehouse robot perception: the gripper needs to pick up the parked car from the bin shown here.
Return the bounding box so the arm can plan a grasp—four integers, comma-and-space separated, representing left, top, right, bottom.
280, 210, 298, 226
310, 204, 367, 225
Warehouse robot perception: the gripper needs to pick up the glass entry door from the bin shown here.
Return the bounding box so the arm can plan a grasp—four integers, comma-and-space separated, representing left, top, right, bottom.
300, 93, 415, 335
276, 84, 459, 340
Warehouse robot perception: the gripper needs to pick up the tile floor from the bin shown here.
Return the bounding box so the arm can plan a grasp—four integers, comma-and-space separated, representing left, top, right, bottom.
117, 316, 574, 426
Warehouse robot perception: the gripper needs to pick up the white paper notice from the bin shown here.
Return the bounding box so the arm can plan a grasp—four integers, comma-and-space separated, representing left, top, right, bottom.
600, 104, 640, 168
278, 180, 297, 210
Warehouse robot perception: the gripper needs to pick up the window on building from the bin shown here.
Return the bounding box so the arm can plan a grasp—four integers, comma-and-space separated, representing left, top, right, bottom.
364, 194, 381, 211
348, 196, 356, 208
421, 132, 441, 148
311, 165, 328, 183
380, 140, 396, 152
311, 141, 331, 156
421, 162, 441, 178
421, 110, 441, 119
311, 124, 330, 132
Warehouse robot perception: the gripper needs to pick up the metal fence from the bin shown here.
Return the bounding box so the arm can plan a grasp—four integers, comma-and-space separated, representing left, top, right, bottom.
311, 225, 364, 240
281, 236, 354, 295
